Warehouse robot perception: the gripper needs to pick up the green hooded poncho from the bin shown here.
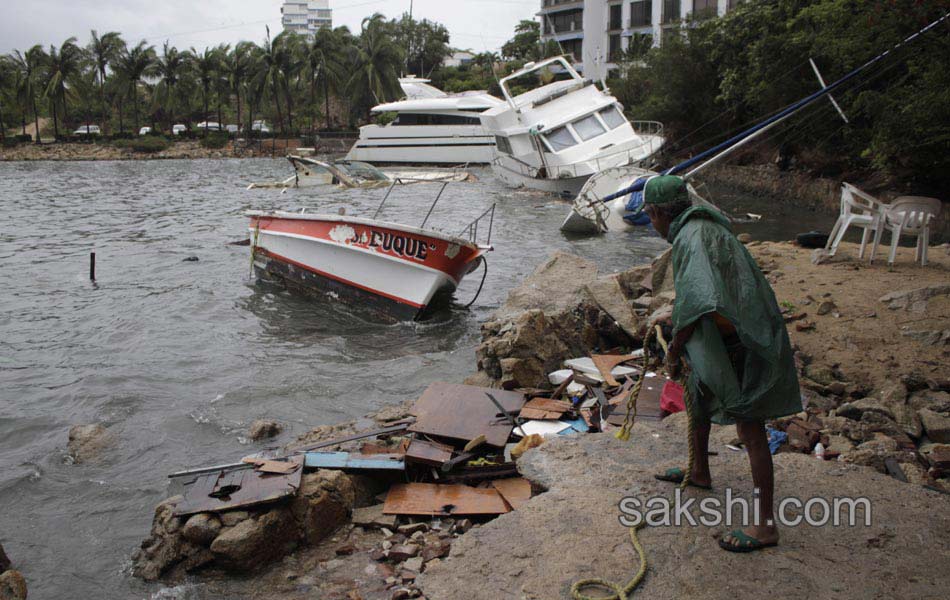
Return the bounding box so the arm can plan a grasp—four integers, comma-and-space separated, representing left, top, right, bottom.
668, 205, 802, 424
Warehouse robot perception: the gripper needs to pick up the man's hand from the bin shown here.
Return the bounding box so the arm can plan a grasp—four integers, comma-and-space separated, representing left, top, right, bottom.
666, 342, 683, 379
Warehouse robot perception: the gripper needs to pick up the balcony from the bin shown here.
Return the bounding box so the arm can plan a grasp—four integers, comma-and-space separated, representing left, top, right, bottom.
628, 0, 653, 28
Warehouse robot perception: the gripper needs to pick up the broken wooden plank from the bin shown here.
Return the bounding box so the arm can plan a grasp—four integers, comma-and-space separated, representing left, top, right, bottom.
302, 451, 405, 471
173, 456, 304, 517
383, 482, 509, 516
491, 478, 532, 511
591, 354, 640, 387
519, 397, 572, 420
405, 438, 455, 467
408, 382, 525, 447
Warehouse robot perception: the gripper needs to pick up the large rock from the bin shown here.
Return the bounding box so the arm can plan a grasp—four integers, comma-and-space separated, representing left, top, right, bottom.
290, 470, 355, 545
131, 495, 210, 581
419, 420, 950, 600
476, 252, 639, 388
909, 390, 950, 414
67, 423, 111, 463
0, 570, 27, 600
210, 506, 299, 571
248, 419, 282, 441
919, 409, 950, 443
181, 513, 222, 546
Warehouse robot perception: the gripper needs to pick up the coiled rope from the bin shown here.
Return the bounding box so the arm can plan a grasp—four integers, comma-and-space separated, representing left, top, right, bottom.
571, 326, 695, 600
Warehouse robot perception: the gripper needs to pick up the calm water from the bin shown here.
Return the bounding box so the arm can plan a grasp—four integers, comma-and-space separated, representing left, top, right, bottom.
0, 158, 834, 598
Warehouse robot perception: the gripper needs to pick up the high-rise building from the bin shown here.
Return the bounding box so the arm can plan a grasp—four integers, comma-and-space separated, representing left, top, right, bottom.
539, 0, 737, 82
281, 0, 333, 37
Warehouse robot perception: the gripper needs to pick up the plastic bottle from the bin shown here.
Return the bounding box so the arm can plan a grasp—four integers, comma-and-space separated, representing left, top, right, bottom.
813, 442, 825, 460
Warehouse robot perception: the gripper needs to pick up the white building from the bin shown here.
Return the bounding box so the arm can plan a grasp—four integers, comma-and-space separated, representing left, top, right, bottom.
539, 0, 738, 82
281, 0, 333, 37
443, 51, 476, 68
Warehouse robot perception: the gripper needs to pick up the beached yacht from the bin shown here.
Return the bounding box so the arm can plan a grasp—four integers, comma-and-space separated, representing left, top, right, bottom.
479, 56, 666, 197
345, 77, 505, 165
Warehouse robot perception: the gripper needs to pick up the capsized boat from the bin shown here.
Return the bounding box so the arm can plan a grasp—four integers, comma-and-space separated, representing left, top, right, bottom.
345, 76, 505, 165
479, 56, 665, 197
247, 186, 495, 322
247, 156, 473, 190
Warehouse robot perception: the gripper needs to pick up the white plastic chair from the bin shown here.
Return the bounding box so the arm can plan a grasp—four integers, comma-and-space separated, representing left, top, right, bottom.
824, 183, 887, 258
870, 196, 942, 266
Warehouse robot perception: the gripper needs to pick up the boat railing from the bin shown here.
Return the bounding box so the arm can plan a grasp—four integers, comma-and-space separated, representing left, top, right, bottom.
458, 203, 496, 247
631, 120, 664, 138
492, 133, 666, 181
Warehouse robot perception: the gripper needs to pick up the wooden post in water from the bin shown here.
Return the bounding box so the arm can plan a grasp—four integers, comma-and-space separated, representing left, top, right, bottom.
89, 252, 96, 281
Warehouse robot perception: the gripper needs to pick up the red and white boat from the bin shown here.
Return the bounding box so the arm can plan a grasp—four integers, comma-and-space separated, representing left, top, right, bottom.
246, 205, 493, 321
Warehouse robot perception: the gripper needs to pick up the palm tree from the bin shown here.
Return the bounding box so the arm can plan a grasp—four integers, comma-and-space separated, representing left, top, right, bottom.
305, 27, 350, 131
87, 31, 124, 131
11, 45, 47, 142
223, 41, 254, 133
252, 28, 288, 135
114, 41, 157, 132
191, 46, 220, 135
43, 37, 85, 138
212, 45, 231, 129
348, 15, 403, 119
152, 41, 192, 132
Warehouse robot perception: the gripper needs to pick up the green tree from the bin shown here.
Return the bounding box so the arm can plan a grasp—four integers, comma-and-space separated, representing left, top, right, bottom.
87, 31, 124, 131
501, 20, 541, 61
152, 42, 194, 132
11, 45, 48, 142
191, 46, 221, 134
43, 38, 85, 138
114, 41, 158, 132
395, 15, 450, 77
348, 14, 403, 119
305, 26, 351, 131
223, 41, 255, 133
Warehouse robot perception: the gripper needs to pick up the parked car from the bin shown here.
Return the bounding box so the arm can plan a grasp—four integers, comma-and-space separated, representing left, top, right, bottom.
172, 124, 188, 135
138, 126, 152, 136
73, 124, 101, 135
195, 121, 223, 131
225, 124, 240, 134
251, 120, 271, 134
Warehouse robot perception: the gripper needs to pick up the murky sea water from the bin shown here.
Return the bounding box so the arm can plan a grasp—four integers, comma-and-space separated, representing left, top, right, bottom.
0, 158, 832, 599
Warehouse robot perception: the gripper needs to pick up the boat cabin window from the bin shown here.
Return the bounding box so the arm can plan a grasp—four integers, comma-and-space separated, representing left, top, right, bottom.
543, 126, 578, 151
495, 135, 513, 155
392, 113, 482, 126
572, 114, 607, 141
599, 105, 628, 130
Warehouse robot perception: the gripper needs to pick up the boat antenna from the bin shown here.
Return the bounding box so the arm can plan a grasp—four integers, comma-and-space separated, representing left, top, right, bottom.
597, 11, 950, 203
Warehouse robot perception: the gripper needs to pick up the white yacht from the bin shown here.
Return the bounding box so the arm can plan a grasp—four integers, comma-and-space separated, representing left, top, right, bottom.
479, 56, 666, 197
345, 77, 504, 165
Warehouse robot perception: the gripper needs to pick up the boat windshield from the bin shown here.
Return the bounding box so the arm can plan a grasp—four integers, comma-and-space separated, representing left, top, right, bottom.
572, 114, 607, 141
599, 105, 627, 129
544, 126, 578, 152
336, 161, 389, 181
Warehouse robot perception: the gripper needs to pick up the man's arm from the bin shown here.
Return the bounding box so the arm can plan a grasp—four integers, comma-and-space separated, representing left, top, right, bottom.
666, 320, 698, 379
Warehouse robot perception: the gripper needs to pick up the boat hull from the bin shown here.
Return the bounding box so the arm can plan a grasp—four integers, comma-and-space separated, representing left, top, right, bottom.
346, 125, 496, 164
248, 214, 485, 321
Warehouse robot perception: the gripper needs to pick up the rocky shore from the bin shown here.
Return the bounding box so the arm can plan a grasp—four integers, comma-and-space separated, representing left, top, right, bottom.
131, 238, 950, 599
0, 138, 353, 161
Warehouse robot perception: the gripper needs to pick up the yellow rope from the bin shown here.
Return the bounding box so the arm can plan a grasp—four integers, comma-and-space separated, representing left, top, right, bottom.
572, 326, 695, 599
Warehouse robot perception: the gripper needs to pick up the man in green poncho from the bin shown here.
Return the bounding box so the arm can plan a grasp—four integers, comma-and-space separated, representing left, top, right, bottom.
642, 175, 802, 552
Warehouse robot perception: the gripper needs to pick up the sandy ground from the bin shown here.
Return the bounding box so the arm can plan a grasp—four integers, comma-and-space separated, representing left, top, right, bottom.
749, 240, 950, 390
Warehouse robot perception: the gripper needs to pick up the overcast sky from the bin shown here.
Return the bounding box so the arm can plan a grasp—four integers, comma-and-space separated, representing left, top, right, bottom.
1, 0, 538, 55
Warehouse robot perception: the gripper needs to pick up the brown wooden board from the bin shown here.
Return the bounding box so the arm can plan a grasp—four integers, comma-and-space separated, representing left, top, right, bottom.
607, 375, 666, 424
491, 478, 532, 511
519, 397, 572, 420
405, 438, 455, 467
173, 456, 303, 517
383, 482, 509, 516
591, 354, 639, 387
408, 382, 525, 447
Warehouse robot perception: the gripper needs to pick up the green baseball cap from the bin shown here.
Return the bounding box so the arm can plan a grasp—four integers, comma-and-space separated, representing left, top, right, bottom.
644, 175, 688, 206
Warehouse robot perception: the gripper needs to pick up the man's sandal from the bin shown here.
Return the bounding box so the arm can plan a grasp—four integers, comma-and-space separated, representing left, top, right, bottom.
653, 467, 712, 490
718, 529, 778, 553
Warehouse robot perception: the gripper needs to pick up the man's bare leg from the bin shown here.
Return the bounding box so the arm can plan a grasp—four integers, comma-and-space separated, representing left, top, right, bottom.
724, 420, 779, 546
690, 420, 712, 487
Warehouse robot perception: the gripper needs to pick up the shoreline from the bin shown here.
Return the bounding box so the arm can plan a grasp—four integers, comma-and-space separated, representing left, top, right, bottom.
129, 238, 950, 599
